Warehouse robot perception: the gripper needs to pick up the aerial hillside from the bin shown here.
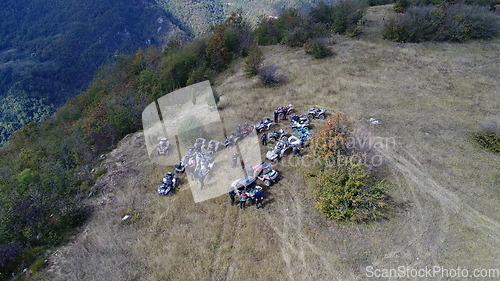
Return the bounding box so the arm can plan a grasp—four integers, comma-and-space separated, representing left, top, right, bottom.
42, 5, 499, 280
0, 0, 187, 144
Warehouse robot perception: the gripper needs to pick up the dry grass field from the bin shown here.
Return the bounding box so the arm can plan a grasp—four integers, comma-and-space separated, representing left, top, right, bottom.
44, 6, 499, 281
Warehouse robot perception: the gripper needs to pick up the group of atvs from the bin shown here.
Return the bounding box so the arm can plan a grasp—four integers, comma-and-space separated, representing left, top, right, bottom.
156, 104, 327, 195
158, 161, 280, 196
262, 106, 327, 162
156, 123, 254, 156
156, 125, 259, 196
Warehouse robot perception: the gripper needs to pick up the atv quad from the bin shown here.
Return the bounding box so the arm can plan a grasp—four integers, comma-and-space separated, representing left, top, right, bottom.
158, 172, 178, 195
256, 118, 274, 133
268, 129, 289, 142
275, 104, 294, 120
229, 175, 257, 193
293, 127, 312, 143
252, 162, 279, 186
157, 138, 170, 155
307, 108, 327, 120
289, 114, 310, 129
266, 139, 293, 162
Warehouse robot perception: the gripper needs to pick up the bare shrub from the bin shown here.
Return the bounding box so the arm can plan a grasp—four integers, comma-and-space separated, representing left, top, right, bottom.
258, 64, 284, 86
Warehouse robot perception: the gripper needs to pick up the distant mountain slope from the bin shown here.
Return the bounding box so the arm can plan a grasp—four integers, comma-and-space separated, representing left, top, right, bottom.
0, 0, 187, 143
0, 0, 331, 144
154, 0, 332, 35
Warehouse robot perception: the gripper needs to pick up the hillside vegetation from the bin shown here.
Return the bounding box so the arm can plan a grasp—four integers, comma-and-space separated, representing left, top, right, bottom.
0, 1, 498, 280
0, 0, 187, 144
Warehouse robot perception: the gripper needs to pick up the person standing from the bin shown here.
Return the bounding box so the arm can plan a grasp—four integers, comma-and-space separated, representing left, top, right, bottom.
198, 166, 208, 189
274, 109, 279, 123
261, 133, 268, 146
199, 171, 206, 189
254, 189, 265, 209
293, 145, 302, 157
239, 192, 247, 209
231, 153, 239, 168
228, 190, 236, 206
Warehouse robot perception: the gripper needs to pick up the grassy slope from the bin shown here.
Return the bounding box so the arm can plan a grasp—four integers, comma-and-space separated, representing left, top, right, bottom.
45, 6, 499, 281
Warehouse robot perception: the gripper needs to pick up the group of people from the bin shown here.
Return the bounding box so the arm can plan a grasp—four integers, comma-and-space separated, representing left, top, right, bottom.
228, 188, 265, 209
182, 144, 215, 189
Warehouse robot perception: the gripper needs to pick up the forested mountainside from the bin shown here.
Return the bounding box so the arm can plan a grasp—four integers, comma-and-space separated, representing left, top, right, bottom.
0, 0, 187, 144
0, 0, 332, 145
154, 0, 333, 36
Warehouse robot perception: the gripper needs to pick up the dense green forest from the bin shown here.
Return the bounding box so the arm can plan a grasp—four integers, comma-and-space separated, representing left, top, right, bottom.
0, 0, 497, 278
0, 0, 188, 144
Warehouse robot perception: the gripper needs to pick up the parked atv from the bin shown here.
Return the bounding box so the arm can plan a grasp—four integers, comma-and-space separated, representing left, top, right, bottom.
288, 135, 303, 147
241, 123, 255, 135
289, 114, 310, 129
293, 127, 313, 142
275, 104, 294, 120
157, 138, 170, 155
207, 140, 222, 153
307, 108, 327, 120
221, 137, 231, 148
252, 162, 279, 186
255, 118, 274, 133
158, 172, 178, 195
229, 176, 257, 193
194, 138, 206, 151
266, 139, 293, 162
268, 129, 289, 142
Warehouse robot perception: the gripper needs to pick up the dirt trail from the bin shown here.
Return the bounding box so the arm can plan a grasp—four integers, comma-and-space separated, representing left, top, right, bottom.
379, 147, 500, 243
360, 4, 394, 40
262, 178, 353, 281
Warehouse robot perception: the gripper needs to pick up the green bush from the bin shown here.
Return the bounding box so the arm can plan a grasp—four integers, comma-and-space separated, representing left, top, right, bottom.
244, 44, 263, 77
393, 0, 411, 12
368, 0, 395, 6
254, 8, 328, 47
187, 65, 216, 85
382, 5, 497, 42
310, 1, 367, 35
304, 40, 333, 59
310, 161, 389, 222
474, 132, 500, 153
307, 114, 390, 222
29, 258, 47, 273
93, 168, 107, 180
399, 0, 496, 9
